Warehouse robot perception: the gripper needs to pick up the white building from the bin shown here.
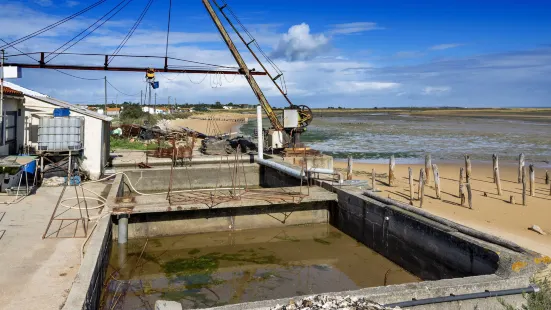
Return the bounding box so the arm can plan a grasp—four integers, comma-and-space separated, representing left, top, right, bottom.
0, 85, 25, 155
4, 82, 112, 180
142, 106, 169, 115
223, 106, 233, 110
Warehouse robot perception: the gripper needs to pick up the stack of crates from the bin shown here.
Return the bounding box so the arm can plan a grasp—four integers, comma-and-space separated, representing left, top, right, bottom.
38, 116, 85, 152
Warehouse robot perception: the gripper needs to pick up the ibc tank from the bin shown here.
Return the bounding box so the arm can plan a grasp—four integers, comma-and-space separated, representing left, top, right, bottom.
38, 116, 84, 152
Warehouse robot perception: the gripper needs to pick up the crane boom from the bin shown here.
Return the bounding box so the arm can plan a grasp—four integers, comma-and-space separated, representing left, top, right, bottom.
202, 0, 283, 131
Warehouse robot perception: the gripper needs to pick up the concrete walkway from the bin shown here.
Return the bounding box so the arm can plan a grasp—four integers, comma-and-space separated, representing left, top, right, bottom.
0, 183, 108, 310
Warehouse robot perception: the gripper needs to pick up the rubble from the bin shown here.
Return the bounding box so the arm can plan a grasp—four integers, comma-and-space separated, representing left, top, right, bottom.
271, 295, 401, 310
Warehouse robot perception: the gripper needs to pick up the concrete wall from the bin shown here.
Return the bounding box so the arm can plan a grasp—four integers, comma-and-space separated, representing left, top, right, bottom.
122, 164, 261, 192
112, 201, 331, 239
24, 96, 110, 179
331, 189, 502, 280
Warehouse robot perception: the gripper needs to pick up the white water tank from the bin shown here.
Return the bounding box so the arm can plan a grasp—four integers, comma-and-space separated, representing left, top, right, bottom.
38, 116, 84, 152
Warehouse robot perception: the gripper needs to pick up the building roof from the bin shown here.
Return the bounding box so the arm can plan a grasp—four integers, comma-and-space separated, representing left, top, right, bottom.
2, 86, 23, 97
106, 107, 121, 112
4, 81, 47, 97
27, 95, 113, 122
6, 82, 112, 121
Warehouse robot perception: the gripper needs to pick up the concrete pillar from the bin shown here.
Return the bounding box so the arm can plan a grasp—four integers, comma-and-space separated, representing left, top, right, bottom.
118, 214, 129, 244
257, 105, 263, 160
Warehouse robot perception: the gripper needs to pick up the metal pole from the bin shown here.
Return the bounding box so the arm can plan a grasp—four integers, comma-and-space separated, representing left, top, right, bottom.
257, 105, 263, 160
104, 76, 107, 115
1, 49, 4, 146
154, 92, 157, 114
140, 90, 143, 105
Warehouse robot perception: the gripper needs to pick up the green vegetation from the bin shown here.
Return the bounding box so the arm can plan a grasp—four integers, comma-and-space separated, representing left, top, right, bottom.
162, 250, 282, 277
110, 137, 160, 150
500, 279, 551, 310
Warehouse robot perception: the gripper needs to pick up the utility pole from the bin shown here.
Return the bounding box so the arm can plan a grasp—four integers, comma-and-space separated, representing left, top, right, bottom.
1, 49, 4, 146
104, 76, 107, 115
154, 93, 157, 114
140, 90, 143, 105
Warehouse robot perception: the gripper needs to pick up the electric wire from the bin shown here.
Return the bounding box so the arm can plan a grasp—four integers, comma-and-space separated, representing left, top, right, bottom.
46, 0, 135, 64
0, 0, 108, 50
108, 0, 155, 65
0, 38, 104, 81
106, 79, 141, 96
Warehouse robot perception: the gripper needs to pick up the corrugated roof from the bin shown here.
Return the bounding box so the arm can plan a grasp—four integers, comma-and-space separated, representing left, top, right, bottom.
106, 107, 121, 111
2, 86, 23, 97
27, 95, 113, 122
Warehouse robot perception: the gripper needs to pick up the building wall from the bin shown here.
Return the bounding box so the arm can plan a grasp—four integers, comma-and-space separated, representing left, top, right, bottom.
0, 96, 25, 155
23, 96, 109, 179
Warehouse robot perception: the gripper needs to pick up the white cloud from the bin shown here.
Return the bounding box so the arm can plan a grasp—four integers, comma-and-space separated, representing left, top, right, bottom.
271, 23, 329, 61
34, 0, 52, 7
422, 86, 451, 95
66, 1, 79, 7
335, 81, 400, 93
430, 43, 463, 50
329, 22, 380, 35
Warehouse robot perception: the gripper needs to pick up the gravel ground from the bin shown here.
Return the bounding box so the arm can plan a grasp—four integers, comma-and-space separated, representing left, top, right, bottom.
270, 295, 401, 310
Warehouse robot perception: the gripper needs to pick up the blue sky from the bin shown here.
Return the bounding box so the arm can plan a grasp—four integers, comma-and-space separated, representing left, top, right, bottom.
1, 0, 550, 107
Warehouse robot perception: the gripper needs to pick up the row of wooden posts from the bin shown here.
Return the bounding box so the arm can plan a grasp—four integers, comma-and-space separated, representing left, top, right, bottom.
344, 153, 551, 209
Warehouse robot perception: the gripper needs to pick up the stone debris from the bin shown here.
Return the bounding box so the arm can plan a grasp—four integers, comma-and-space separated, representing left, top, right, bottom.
271, 295, 401, 310
529, 225, 547, 235
155, 300, 183, 310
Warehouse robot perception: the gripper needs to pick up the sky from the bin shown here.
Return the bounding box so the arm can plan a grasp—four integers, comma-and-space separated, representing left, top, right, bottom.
1, 0, 550, 108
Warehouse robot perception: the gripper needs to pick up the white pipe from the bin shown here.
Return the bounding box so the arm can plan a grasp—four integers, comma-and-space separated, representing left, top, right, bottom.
257, 105, 263, 160
257, 158, 304, 180
307, 168, 334, 174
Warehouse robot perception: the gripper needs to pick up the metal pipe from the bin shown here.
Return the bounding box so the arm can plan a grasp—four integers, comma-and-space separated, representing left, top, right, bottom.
385, 285, 539, 308
257, 158, 304, 180
257, 105, 263, 160
117, 214, 128, 244
307, 168, 334, 174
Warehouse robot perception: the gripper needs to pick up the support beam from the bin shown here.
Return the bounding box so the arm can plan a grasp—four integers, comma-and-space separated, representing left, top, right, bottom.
4, 62, 267, 75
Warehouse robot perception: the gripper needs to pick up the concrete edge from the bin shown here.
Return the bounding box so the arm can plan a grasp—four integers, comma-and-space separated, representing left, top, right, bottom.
201, 275, 530, 310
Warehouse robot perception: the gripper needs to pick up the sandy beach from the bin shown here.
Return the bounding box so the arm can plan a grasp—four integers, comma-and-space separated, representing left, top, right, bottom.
168, 113, 254, 136
334, 160, 551, 258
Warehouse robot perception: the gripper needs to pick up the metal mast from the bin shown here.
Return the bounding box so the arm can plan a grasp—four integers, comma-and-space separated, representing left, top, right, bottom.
202, 0, 283, 131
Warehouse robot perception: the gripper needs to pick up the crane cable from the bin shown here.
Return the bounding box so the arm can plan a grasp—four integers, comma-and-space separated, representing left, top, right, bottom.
0, 38, 104, 81
165, 0, 173, 59
108, 0, 155, 65
0, 0, 108, 50
106, 79, 141, 97
46, 0, 135, 64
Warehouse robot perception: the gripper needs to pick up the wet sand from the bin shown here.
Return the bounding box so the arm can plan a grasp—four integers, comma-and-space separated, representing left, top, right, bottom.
334, 160, 551, 259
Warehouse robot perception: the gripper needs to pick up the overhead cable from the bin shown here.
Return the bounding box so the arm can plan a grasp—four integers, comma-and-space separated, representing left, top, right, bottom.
0, 0, 108, 50
106, 79, 141, 96
108, 0, 155, 64
165, 0, 173, 59
0, 38, 103, 81
46, 0, 135, 63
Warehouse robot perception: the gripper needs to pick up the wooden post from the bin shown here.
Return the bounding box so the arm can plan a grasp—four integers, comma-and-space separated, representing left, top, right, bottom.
408, 167, 414, 201
492, 154, 499, 183
389, 155, 396, 186
425, 154, 432, 184
346, 156, 353, 180
465, 155, 472, 184
510, 195, 515, 205
425, 154, 432, 185
371, 168, 377, 191
518, 153, 525, 183
495, 167, 502, 196
529, 164, 535, 197
466, 183, 473, 209
546, 170, 549, 185
432, 164, 441, 199
459, 167, 465, 206
522, 166, 527, 206
419, 168, 425, 207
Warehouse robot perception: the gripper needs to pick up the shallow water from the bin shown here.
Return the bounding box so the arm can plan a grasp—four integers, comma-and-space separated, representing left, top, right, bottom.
102, 224, 419, 309
240, 113, 551, 164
